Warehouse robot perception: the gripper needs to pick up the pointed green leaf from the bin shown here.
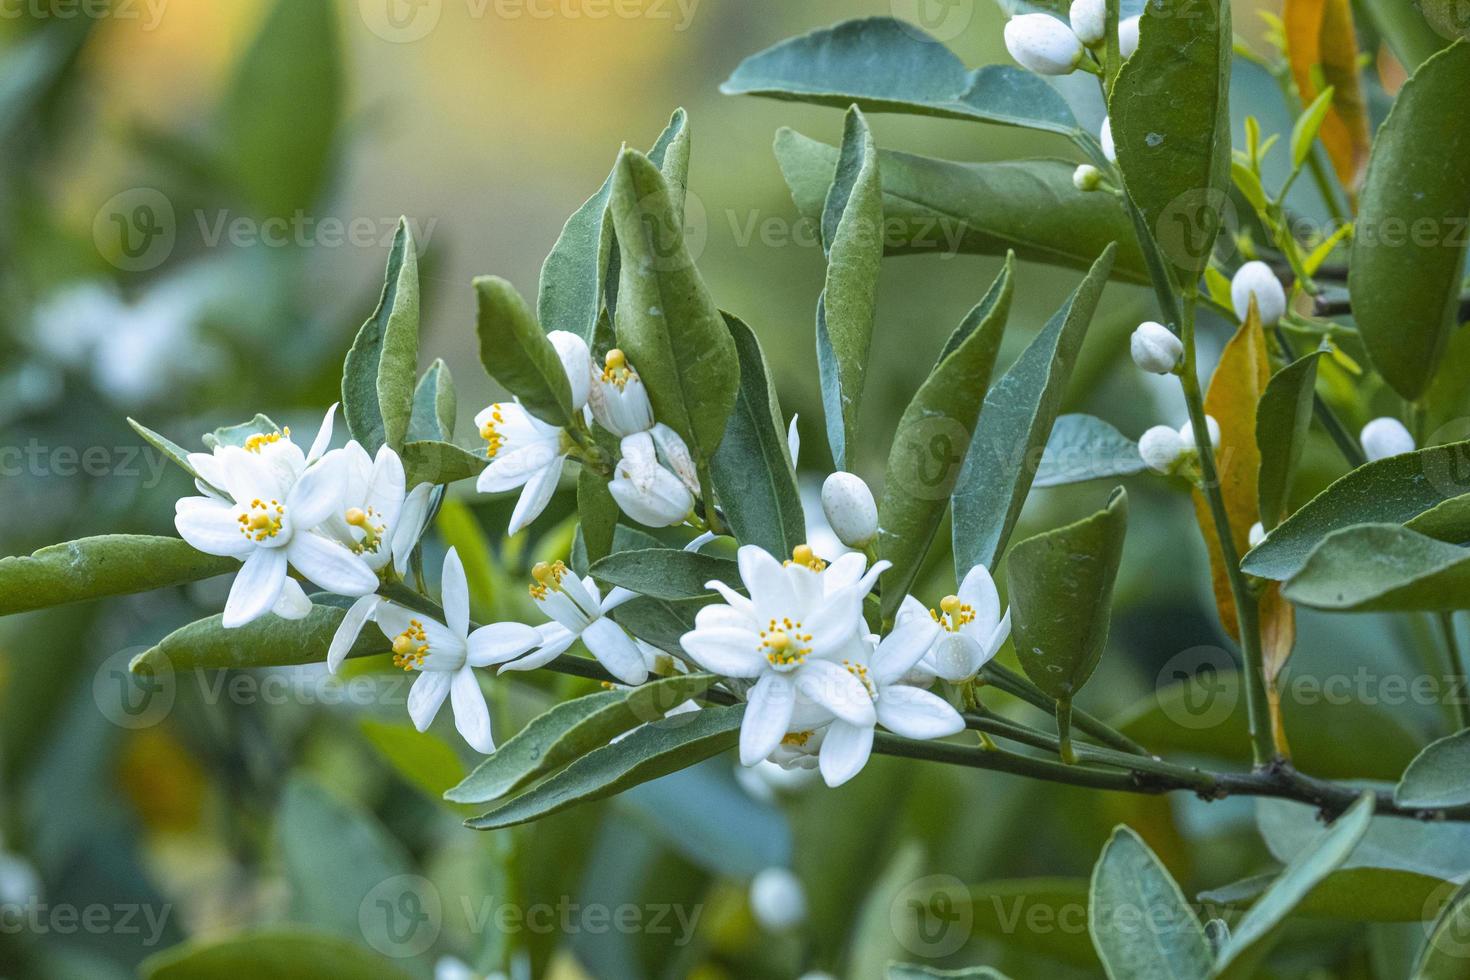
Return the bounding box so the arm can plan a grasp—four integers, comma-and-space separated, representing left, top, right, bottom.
817, 106, 883, 470
888, 966, 1012, 980
141, 929, 414, 980
1033, 414, 1147, 489
1350, 41, 1470, 400
952, 244, 1117, 575
465, 703, 743, 830
722, 17, 1078, 136
1197, 867, 1451, 923
474, 275, 575, 427
1395, 729, 1470, 808
1242, 441, 1470, 580
1413, 880, 1470, 979
132, 600, 386, 673
1089, 826, 1213, 980
709, 313, 805, 556
0, 536, 235, 618
344, 218, 420, 453
1290, 87, 1337, 170
128, 417, 203, 483
1282, 523, 1470, 611
590, 549, 741, 601
407, 358, 455, 443
879, 256, 1014, 619
1256, 351, 1323, 530
609, 149, 739, 470
445, 674, 716, 805
399, 440, 485, 487
1009, 487, 1128, 702
1257, 797, 1470, 883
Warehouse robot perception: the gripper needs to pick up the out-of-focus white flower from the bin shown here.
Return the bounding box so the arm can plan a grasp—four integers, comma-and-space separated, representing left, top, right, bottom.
1139, 425, 1187, 474
1231, 261, 1287, 326
1073, 164, 1103, 192
920, 565, 1011, 683
589, 348, 655, 436
1361, 417, 1415, 462
1130, 321, 1184, 374
1004, 14, 1084, 75
1119, 15, 1141, 57
0, 849, 40, 909
496, 561, 649, 685
1100, 117, 1117, 162
820, 472, 879, 549
475, 402, 570, 535
1180, 415, 1221, 452
749, 867, 807, 931
610, 431, 693, 527
1069, 0, 1106, 44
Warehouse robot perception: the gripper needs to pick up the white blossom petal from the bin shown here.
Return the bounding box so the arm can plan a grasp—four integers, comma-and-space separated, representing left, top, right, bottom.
681, 627, 766, 677
222, 548, 288, 628
740, 673, 795, 767
175, 497, 253, 557
286, 533, 378, 597
441, 547, 470, 640
466, 622, 541, 667
506, 453, 565, 534
328, 595, 381, 672
407, 670, 453, 731
818, 720, 874, 787
875, 686, 965, 740
798, 659, 876, 726
450, 667, 496, 754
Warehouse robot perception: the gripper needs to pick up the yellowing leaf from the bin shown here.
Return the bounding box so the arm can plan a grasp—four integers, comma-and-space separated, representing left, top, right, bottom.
1284, 0, 1372, 202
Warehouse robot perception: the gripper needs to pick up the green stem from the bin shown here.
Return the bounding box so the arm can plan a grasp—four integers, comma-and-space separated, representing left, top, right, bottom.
1055, 698, 1078, 765
981, 663, 1149, 756
1356, 0, 1445, 71
1102, 0, 1122, 95
1438, 612, 1470, 731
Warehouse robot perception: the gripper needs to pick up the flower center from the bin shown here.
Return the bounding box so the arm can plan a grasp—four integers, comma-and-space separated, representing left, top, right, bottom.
243, 427, 289, 453
345, 506, 386, 553
236, 498, 284, 541
528, 560, 569, 601
842, 660, 878, 699
785, 543, 827, 572
391, 619, 430, 671
781, 730, 814, 748
479, 405, 507, 458
601, 348, 638, 391
761, 618, 813, 669
931, 594, 975, 633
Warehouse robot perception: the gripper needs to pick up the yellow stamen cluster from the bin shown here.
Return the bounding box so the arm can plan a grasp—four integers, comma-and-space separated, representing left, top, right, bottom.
842, 659, 878, 698
781, 730, 814, 748
391, 620, 429, 671
931, 594, 976, 633
345, 506, 385, 553
600, 348, 637, 390
243, 427, 289, 453
236, 498, 285, 541
529, 560, 569, 601
785, 543, 827, 572
480, 405, 506, 457
760, 617, 813, 667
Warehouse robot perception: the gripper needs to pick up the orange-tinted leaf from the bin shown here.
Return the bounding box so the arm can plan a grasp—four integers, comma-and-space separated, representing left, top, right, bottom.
1284, 0, 1372, 202
1261, 582, 1297, 757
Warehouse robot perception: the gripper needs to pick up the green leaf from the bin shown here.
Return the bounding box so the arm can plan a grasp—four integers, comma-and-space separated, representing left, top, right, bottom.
1214, 793, 1376, 978
774, 129, 1150, 282
577, 467, 619, 567
952, 245, 1117, 576
709, 313, 805, 557
141, 929, 414, 980
888, 967, 1012, 980
400, 440, 486, 487
1242, 441, 1470, 580
879, 256, 1014, 619
1088, 826, 1213, 980
132, 601, 386, 673
406, 358, 455, 443
357, 718, 467, 807
722, 17, 1078, 136
222, 0, 342, 218
343, 218, 420, 454
1008, 487, 1128, 702
962, 878, 1099, 967
1291, 86, 1337, 170
609, 594, 707, 657
473, 275, 575, 427
446, 674, 716, 805
1349, 41, 1470, 400
1282, 523, 1470, 611
537, 108, 689, 343
0, 535, 235, 618
128, 417, 203, 483
1257, 797, 1470, 882
1033, 414, 1147, 489
1108, 0, 1232, 280
1256, 351, 1323, 530
609, 149, 740, 471
1420, 0, 1470, 41
1198, 867, 1451, 923
465, 703, 743, 830
1396, 729, 1470, 808
202, 413, 282, 450
817, 106, 883, 470
590, 549, 741, 601
1414, 880, 1470, 979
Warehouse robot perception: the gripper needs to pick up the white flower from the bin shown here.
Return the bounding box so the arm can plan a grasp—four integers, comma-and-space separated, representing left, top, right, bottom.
1231, 261, 1287, 326
175, 444, 378, 628
787, 414, 801, 466
495, 560, 649, 685
475, 401, 571, 535
820, 472, 879, 549
609, 431, 694, 527
649, 422, 701, 495
749, 867, 807, 931
1069, 0, 1105, 45
1100, 117, 1116, 162
1073, 164, 1102, 192
1139, 425, 1186, 474
919, 565, 1012, 683
1130, 321, 1183, 374
1180, 415, 1221, 451
1119, 15, 1141, 57
1248, 521, 1266, 548
319, 441, 433, 574
1361, 417, 1415, 461
588, 348, 655, 436
679, 544, 886, 766
548, 330, 591, 411
189, 404, 338, 500
375, 548, 540, 754
1004, 14, 1084, 75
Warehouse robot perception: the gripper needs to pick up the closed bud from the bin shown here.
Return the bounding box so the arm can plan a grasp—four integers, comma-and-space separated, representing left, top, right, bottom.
1139, 425, 1186, 473
609, 431, 693, 527
1100, 117, 1117, 162
1073, 164, 1103, 192
1231, 261, 1287, 326
1004, 14, 1084, 75
1119, 15, 1141, 57
1360, 417, 1415, 462
1248, 521, 1266, 548
1179, 415, 1221, 452
1069, 0, 1106, 44
821, 471, 879, 548
750, 867, 807, 931
1130, 321, 1183, 374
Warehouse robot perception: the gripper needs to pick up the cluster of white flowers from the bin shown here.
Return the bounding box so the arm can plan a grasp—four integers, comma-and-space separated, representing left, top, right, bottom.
1002, 1, 1140, 77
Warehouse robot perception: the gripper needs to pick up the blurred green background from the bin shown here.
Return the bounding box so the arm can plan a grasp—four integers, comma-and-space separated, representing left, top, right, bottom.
0, 1, 1454, 978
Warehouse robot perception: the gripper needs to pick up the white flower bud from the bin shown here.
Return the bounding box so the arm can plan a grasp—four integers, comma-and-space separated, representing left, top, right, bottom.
547, 330, 591, 411
1069, 0, 1106, 44
1248, 522, 1266, 548
820, 471, 879, 548
750, 867, 807, 931
1179, 415, 1221, 451
1119, 15, 1141, 57
1130, 321, 1183, 374
1073, 164, 1102, 191
1004, 14, 1084, 75
1139, 425, 1186, 473
1100, 117, 1116, 162
1231, 261, 1287, 326
609, 431, 692, 527
1360, 417, 1415, 462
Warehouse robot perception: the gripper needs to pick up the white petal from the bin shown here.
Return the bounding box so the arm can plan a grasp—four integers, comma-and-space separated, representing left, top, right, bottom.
506, 454, 565, 535
786, 414, 800, 467
930, 633, 985, 682
218, 444, 280, 504
819, 721, 874, 787
175, 496, 252, 557
272, 577, 313, 620
680, 627, 766, 678
798, 659, 876, 726
582, 617, 648, 684
693, 603, 755, 632
958, 564, 1003, 634
407, 670, 452, 732
306, 403, 338, 463
188, 452, 228, 495
476, 438, 561, 494
466, 622, 541, 667
548, 330, 591, 410
738, 545, 790, 617
451, 667, 496, 754
222, 549, 288, 628
872, 615, 942, 686
495, 625, 576, 674
286, 453, 348, 531
328, 595, 381, 672
391, 483, 433, 575
366, 445, 407, 529
287, 533, 379, 597
740, 673, 795, 767
822, 553, 869, 594
441, 547, 470, 639
876, 686, 965, 740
